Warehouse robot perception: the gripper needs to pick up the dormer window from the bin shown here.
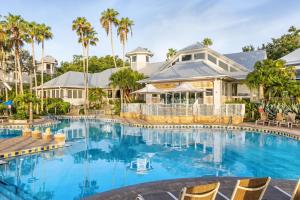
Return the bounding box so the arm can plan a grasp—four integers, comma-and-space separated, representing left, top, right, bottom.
182, 54, 192, 61
131, 56, 137, 62
146, 56, 149, 62
194, 53, 205, 60
219, 60, 229, 71
208, 54, 217, 64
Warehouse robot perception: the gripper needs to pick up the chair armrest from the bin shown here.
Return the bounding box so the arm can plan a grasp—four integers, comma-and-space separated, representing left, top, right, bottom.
273, 186, 292, 197
218, 191, 230, 200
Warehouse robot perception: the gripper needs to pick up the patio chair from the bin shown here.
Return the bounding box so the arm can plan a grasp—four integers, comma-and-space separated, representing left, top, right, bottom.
286, 112, 299, 129
274, 178, 300, 200
136, 182, 220, 200
218, 177, 271, 200
255, 112, 269, 126
268, 113, 284, 126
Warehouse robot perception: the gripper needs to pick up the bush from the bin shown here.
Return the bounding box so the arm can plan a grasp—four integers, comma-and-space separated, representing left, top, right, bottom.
45, 98, 70, 115
13, 108, 28, 120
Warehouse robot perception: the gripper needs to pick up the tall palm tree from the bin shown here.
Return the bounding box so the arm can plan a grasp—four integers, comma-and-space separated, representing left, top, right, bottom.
37, 23, 53, 112
5, 14, 27, 95
100, 8, 119, 68
81, 27, 98, 108
202, 37, 213, 47
72, 17, 91, 115
166, 48, 177, 60
117, 17, 134, 68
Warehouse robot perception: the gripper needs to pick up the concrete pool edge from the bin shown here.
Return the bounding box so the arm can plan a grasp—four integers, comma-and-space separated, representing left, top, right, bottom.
84, 176, 297, 200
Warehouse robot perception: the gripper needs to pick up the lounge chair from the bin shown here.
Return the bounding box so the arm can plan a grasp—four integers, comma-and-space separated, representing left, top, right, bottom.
255, 112, 269, 126
136, 182, 220, 200
286, 112, 299, 129
274, 178, 300, 200
218, 177, 271, 200
268, 113, 285, 126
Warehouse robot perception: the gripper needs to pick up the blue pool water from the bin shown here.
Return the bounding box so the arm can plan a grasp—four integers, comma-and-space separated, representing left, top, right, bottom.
0, 119, 300, 199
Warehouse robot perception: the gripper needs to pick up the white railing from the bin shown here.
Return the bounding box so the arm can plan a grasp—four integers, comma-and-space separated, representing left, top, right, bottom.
121, 103, 245, 117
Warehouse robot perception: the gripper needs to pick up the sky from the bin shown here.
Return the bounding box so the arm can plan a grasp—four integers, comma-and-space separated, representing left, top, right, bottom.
1, 0, 300, 64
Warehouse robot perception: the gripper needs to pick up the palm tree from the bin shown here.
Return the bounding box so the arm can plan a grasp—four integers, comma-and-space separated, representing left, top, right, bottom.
202, 37, 213, 47
117, 17, 134, 68
81, 27, 98, 108
100, 8, 119, 68
72, 17, 91, 115
37, 23, 53, 112
5, 14, 27, 95
166, 48, 177, 60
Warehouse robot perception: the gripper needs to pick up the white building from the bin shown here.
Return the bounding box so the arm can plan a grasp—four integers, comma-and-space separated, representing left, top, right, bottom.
36, 55, 58, 76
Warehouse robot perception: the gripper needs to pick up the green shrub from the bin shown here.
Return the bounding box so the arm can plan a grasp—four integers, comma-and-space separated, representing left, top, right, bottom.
45, 98, 70, 115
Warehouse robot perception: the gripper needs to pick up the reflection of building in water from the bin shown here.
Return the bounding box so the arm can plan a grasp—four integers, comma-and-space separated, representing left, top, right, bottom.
121, 126, 247, 164
62, 120, 86, 140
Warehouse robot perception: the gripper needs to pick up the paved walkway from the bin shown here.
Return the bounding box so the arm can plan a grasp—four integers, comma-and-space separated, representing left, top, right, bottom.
85, 177, 297, 200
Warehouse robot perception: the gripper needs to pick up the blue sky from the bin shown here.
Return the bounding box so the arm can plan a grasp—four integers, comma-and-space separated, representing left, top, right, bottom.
1, 0, 300, 64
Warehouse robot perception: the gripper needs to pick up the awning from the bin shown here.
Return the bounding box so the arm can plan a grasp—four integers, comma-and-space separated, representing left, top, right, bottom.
167, 82, 205, 92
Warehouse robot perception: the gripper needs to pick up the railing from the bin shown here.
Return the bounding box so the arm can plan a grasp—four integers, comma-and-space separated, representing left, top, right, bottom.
121, 103, 245, 117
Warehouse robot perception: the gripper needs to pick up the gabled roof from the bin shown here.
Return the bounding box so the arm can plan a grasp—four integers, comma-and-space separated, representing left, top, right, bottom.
141, 61, 226, 83
37, 55, 57, 64
178, 42, 204, 52
281, 48, 300, 66
126, 47, 153, 56
224, 50, 266, 70
38, 68, 119, 89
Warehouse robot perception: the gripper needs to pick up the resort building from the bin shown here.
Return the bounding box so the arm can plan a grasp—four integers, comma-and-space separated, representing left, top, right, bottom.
36, 55, 58, 76
281, 47, 300, 80
35, 68, 120, 105
130, 42, 266, 107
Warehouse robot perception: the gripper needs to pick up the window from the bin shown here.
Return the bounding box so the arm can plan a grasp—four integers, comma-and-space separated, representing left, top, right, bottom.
68, 90, 72, 98
181, 92, 187, 104
222, 83, 228, 96
146, 56, 149, 62
232, 83, 238, 96
43, 91, 47, 98
189, 92, 196, 104
52, 90, 55, 98
181, 54, 192, 61
107, 90, 112, 98
55, 90, 59, 98
78, 90, 82, 98
46, 64, 51, 70
230, 67, 238, 72
194, 53, 205, 60
60, 90, 64, 98
131, 56, 137, 62
73, 90, 77, 98
206, 89, 213, 96
208, 54, 217, 64
219, 60, 229, 71
47, 90, 50, 98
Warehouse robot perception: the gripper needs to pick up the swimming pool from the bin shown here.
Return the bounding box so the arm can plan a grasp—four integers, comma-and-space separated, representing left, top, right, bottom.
0, 119, 300, 199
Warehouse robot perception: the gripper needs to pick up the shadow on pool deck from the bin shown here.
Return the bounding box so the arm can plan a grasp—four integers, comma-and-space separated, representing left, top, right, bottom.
85, 177, 297, 200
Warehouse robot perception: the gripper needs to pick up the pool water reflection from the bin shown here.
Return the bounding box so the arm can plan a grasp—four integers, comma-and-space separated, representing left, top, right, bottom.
0, 119, 300, 200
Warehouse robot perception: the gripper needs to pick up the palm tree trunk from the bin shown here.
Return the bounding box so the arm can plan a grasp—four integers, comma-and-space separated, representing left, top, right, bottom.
122, 42, 125, 68
41, 41, 45, 112
29, 42, 36, 123
81, 31, 87, 115
16, 46, 23, 94
110, 23, 117, 68
14, 53, 18, 95
86, 44, 90, 110
32, 42, 39, 114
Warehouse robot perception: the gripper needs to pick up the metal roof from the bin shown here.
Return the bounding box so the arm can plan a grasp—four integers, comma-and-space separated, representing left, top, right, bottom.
224, 50, 266, 70
126, 47, 153, 56
37, 68, 119, 89
138, 62, 166, 77
281, 48, 300, 65
178, 42, 204, 52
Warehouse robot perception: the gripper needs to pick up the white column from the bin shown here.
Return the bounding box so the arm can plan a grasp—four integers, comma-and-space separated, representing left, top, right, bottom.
213, 79, 222, 115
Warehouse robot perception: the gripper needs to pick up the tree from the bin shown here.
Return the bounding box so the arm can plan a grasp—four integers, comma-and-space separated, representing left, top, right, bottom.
5, 14, 28, 95
242, 45, 255, 52
89, 88, 106, 109
166, 48, 177, 60
246, 59, 298, 101
201, 37, 213, 47
109, 68, 145, 103
264, 26, 300, 60
100, 8, 119, 68
72, 17, 93, 115
117, 17, 134, 67
37, 23, 53, 112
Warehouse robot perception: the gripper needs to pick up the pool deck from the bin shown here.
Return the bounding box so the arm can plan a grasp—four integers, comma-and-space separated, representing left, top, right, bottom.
0, 136, 64, 159
85, 177, 297, 200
